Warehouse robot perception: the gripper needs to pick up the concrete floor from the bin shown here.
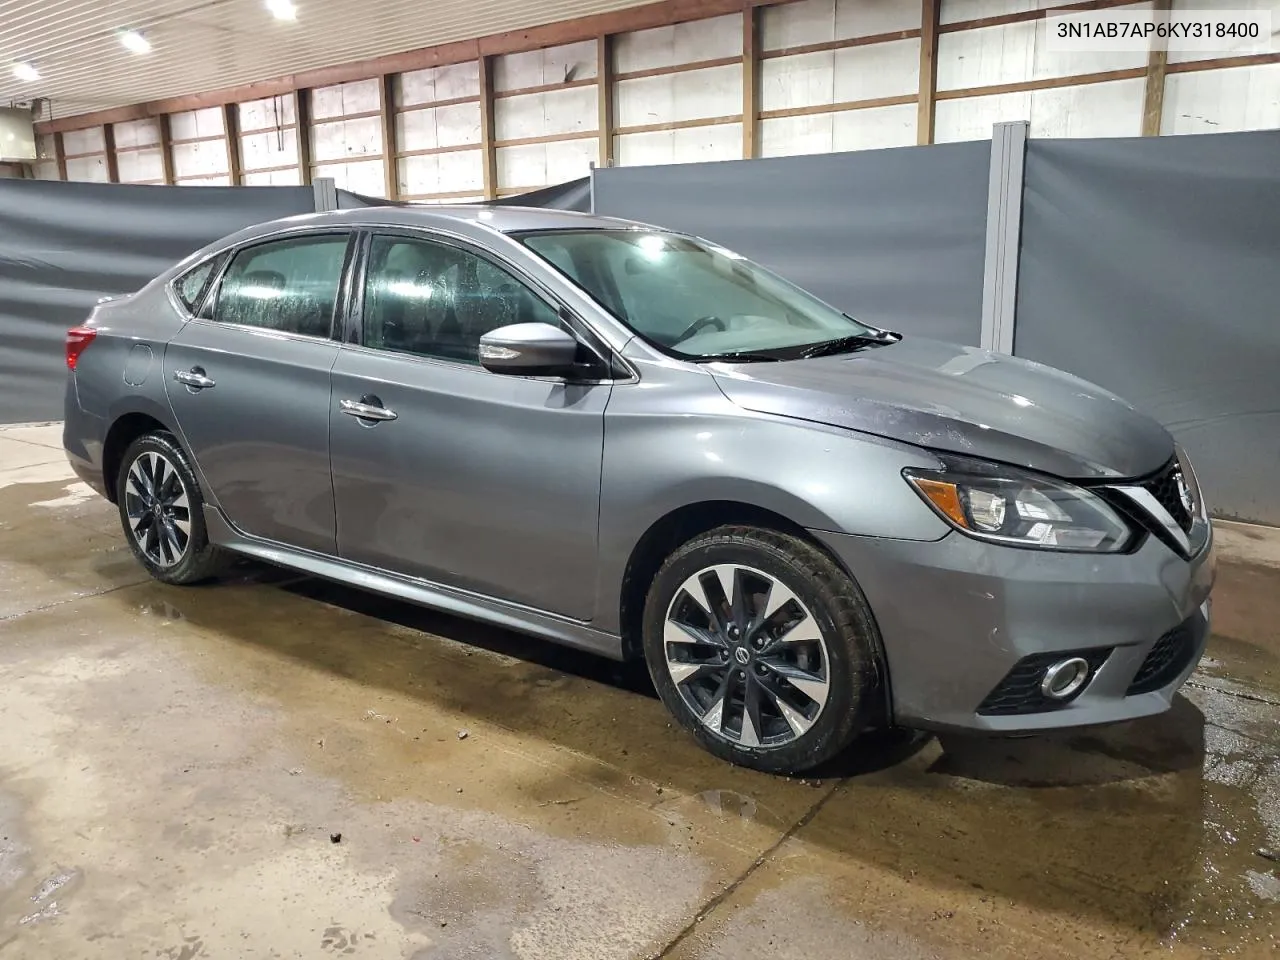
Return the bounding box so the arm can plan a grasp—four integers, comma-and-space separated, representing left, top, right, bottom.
0, 423, 1277, 960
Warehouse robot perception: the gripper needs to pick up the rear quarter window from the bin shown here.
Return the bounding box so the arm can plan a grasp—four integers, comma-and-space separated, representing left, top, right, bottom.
173, 254, 226, 314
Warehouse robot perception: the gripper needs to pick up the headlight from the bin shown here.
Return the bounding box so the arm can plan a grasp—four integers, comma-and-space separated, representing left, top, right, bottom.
903, 455, 1133, 553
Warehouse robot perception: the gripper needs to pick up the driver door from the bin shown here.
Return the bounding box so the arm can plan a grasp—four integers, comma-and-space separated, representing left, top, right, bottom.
328, 232, 613, 621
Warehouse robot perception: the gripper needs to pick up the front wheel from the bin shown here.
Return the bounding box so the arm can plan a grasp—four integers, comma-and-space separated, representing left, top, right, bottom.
641, 525, 883, 774
116, 431, 232, 585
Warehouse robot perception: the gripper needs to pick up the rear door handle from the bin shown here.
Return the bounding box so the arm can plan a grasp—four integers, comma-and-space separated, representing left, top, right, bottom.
340, 398, 398, 422
173, 368, 216, 389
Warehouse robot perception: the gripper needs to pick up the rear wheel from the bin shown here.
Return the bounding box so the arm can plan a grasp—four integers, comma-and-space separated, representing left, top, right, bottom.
642, 525, 882, 774
116, 431, 231, 585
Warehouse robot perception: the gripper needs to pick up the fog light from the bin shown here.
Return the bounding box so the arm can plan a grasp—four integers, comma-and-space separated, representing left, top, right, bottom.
1040, 657, 1091, 700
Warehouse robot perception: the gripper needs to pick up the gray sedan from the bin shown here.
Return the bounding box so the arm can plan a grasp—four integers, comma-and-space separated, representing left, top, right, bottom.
62, 206, 1215, 773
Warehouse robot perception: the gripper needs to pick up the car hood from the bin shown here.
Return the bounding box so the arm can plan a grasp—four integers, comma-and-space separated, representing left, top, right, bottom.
708, 337, 1173, 480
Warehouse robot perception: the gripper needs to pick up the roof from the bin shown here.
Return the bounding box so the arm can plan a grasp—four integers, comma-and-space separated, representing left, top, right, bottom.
280, 204, 648, 235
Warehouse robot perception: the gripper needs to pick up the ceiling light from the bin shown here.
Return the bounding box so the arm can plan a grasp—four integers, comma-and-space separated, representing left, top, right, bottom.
266, 0, 298, 20
119, 30, 152, 54
12, 62, 39, 82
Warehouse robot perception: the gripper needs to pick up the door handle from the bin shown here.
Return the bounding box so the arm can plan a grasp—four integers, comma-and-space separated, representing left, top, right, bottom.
340, 398, 398, 422
173, 368, 216, 389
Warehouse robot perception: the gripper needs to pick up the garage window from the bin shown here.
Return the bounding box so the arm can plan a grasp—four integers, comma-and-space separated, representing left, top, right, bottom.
214, 234, 350, 338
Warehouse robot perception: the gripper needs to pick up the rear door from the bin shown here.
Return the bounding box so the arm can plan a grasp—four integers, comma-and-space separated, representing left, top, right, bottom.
164, 230, 354, 554
328, 231, 612, 620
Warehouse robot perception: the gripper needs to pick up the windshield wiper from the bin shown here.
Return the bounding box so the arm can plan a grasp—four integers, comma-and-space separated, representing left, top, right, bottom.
798, 331, 900, 359
691, 350, 787, 363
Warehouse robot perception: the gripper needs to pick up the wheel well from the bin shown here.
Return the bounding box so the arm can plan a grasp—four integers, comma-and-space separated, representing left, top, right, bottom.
102, 413, 170, 503
618, 501, 814, 662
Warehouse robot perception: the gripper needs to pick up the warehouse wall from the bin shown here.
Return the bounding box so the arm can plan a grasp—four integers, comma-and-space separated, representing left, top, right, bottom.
31, 0, 1279, 195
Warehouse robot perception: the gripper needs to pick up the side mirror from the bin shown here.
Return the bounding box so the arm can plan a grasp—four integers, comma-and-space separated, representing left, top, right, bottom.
478, 322, 580, 376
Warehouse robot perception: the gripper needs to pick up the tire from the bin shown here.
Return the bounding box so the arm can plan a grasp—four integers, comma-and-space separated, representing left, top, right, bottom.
115, 431, 233, 585
641, 525, 882, 774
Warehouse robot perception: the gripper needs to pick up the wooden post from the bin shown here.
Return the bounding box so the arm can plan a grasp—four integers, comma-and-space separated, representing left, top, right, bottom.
917, 0, 940, 145
597, 35, 614, 168
54, 132, 68, 180
158, 115, 175, 185
295, 90, 313, 185
380, 74, 399, 199
103, 125, 119, 182
1142, 0, 1172, 136
742, 5, 760, 158
223, 104, 242, 185
479, 55, 497, 200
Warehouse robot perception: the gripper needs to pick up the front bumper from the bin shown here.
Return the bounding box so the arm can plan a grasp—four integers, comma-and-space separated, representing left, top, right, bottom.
812, 526, 1216, 733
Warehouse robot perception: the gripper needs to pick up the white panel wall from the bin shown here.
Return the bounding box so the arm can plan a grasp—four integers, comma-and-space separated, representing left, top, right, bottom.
616, 123, 743, 166
169, 107, 224, 141
240, 94, 297, 131
170, 107, 228, 185
241, 128, 300, 184
498, 138, 596, 189
396, 61, 483, 198
1163, 64, 1280, 134
936, 77, 1146, 141
762, 102, 917, 155
614, 14, 742, 72
762, 39, 920, 109
940, 0, 1067, 24
936, 6, 1151, 91
614, 14, 744, 166
112, 118, 164, 183
62, 127, 108, 182
1168, 0, 1280, 64
495, 40, 597, 90
34, 134, 59, 180
763, 0, 922, 48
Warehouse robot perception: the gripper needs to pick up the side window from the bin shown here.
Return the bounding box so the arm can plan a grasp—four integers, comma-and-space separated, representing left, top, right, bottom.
363, 235, 563, 365
173, 254, 225, 314
214, 234, 349, 338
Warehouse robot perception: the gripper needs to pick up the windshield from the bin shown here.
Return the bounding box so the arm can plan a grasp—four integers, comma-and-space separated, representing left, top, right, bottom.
517, 229, 875, 361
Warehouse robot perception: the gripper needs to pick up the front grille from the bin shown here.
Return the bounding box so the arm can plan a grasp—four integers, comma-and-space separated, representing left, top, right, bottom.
1141, 459, 1193, 533
977, 648, 1112, 716
1127, 621, 1197, 695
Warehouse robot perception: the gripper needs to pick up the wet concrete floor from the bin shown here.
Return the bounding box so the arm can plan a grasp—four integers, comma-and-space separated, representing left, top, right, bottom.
0, 423, 1276, 959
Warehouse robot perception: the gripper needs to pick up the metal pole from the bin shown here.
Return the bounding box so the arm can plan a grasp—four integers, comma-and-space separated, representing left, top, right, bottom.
312, 176, 338, 212
979, 120, 1028, 355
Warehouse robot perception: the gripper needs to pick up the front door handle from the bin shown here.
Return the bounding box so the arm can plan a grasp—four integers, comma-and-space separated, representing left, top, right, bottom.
339, 397, 398, 422
173, 368, 216, 389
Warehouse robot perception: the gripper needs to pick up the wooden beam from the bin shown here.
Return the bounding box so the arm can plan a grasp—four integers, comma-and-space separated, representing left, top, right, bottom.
223, 103, 242, 185
380, 74, 399, 199
37, 0, 813, 135
917, 0, 939, 145
614, 56, 741, 82
158, 115, 175, 185
295, 90, 313, 185
763, 28, 920, 59
102, 125, 119, 183
617, 114, 741, 135
935, 67, 1146, 101
54, 133, 68, 180
479, 55, 497, 201
742, 5, 759, 158
1141, 0, 1171, 136
762, 93, 918, 121
495, 76, 599, 100
1166, 51, 1280, 73
597, 35, 613, 168
939, 0, 1145, 34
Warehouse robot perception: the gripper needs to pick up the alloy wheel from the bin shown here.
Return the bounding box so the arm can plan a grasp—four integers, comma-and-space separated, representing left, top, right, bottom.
663, 564, 831, 748
124, 451, 192, 569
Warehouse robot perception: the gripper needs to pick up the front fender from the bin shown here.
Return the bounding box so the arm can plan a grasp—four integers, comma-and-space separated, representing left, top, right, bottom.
594, 372, 949, 634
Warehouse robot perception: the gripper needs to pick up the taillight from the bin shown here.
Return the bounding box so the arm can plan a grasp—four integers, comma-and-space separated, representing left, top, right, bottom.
66, 325, 97, 371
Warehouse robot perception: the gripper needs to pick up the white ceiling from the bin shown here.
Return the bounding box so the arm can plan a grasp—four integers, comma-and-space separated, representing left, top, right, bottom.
0, 0, 650, 121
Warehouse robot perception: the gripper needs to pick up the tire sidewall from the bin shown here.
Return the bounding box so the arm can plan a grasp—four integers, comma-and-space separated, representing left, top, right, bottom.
641, 532, 870, 773
116, 432, 212, 584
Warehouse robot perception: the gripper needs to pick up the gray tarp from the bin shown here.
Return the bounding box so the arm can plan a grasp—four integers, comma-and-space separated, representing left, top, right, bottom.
0, 181, 314, 424
1014, 131, 1280, 526
591, 143, 991, 345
